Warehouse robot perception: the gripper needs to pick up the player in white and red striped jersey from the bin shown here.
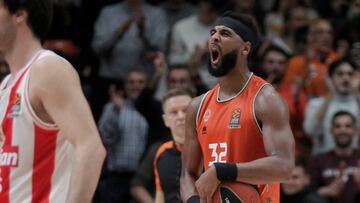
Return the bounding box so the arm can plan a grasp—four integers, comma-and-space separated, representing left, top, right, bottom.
0, 1, 106, 203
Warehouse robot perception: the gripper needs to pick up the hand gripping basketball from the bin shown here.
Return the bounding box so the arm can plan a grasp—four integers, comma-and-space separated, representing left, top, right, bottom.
212, 181, 261, 203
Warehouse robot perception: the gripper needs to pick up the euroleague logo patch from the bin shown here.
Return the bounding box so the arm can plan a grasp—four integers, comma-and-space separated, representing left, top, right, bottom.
203, 109, 211, 122
228, 109, 241, 129
8, 93, 22, 118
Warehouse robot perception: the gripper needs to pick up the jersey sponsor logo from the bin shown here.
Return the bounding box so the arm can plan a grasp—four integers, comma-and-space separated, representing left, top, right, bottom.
228, 109, 241, 129
8, 93, 22, 118
204, 109, 211, 122
0, 145, 19, 167
202, 126, 207, 135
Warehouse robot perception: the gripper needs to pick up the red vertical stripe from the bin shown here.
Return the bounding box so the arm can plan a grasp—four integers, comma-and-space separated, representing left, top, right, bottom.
0, 117, 13, 203
0, 51, 42, 202
0, 66, 32, 203
31, 125, 58, 203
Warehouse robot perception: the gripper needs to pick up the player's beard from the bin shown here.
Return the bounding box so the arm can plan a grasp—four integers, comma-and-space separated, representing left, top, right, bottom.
208, 50, 238, 77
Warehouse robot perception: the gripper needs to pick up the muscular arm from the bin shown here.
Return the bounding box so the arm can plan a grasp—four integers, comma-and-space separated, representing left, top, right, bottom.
180, 96, 204, 202
30, 56, 106, 203
234, 85, 295, 184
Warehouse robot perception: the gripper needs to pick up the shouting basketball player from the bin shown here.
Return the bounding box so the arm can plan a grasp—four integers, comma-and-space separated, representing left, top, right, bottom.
180, 12, 295, 203
0, 1, 105, 203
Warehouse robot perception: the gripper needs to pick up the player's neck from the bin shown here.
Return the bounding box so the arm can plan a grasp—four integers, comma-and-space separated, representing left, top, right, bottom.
218, 62, 251, 97
6, 35, 42, 75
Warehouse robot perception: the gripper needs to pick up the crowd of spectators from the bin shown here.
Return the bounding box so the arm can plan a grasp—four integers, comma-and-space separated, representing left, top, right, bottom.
1, 0, 360, 202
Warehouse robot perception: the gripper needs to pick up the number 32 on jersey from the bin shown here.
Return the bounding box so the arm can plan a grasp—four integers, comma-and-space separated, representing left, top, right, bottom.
208, 142, 227, 166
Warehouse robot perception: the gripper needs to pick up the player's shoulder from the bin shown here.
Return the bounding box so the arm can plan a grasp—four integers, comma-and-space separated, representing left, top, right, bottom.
31, 50, 78, 80
255, 84, 288, 117
188, 93, 208, 114
29, 50, 80, 94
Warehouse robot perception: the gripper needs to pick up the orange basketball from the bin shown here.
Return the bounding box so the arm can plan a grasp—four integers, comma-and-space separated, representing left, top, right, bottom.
212, 181, 261, 203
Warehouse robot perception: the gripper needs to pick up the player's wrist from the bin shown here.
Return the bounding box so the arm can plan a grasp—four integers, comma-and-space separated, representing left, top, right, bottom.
186, 195, 200, 203
214, 162, 238, 181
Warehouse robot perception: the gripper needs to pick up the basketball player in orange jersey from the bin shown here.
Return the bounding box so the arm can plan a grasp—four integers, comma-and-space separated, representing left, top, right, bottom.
0, 1, 105, 203
181, 11, 295, 203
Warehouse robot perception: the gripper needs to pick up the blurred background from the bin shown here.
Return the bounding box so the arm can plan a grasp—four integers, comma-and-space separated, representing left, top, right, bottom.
2, 0, 360, 202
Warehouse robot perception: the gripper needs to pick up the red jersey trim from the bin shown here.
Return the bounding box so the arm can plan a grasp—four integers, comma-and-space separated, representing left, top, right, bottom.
0, 63, 34, 203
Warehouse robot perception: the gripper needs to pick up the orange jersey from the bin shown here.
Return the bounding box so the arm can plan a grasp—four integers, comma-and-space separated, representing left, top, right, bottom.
196, 74, 280, 203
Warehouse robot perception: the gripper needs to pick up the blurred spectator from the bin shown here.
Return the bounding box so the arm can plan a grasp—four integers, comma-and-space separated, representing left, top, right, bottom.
91, 0, 168, 121
280, 5, 314, 54
136, 52, 207, 147
91, 0, 168, 120
310, 111, 360, 203
350, 42, 360, 69
234, 0, 266, 30
155, 63, 208, 101
264, 0, 295, 40
0, 52, 9, 83
304, 58, 359, 155
281, 158, 327, 203
283, 19, 337, 99
135, 53, 171, 148
98, 70, 149, 202
260, 45, 309, 156
348, 0, 360, 19
160, 0, 197, 54
169, 0, 231, 88
92, 0, 168, 80
160, 0, 196, 29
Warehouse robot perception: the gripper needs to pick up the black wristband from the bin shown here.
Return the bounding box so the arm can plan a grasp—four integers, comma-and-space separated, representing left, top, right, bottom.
186, 195, 200, 203
214, 162, 237, 181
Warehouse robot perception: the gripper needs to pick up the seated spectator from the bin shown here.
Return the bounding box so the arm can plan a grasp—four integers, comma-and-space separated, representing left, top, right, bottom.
304, 58, 359, 154
281, 158, 327, 203
98, 70, 149, 203
310, 111, 360, 203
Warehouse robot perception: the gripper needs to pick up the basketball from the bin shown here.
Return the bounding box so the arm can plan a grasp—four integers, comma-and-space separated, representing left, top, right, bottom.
212, 181, 261, 203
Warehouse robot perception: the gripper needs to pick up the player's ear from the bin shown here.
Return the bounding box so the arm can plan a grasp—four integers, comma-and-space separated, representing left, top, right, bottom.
14, 9, 27, 24
242, 42, 251, 56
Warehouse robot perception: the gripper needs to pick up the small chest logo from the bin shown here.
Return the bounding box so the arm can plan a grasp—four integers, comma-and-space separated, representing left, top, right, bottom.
8, 93, 21, 118
202, 126, 207, 134
228, 109, 241, 129
203, 109, 211, 122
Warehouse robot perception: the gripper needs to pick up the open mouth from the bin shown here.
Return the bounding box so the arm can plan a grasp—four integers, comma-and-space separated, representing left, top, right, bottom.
211, 45, 222, 65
